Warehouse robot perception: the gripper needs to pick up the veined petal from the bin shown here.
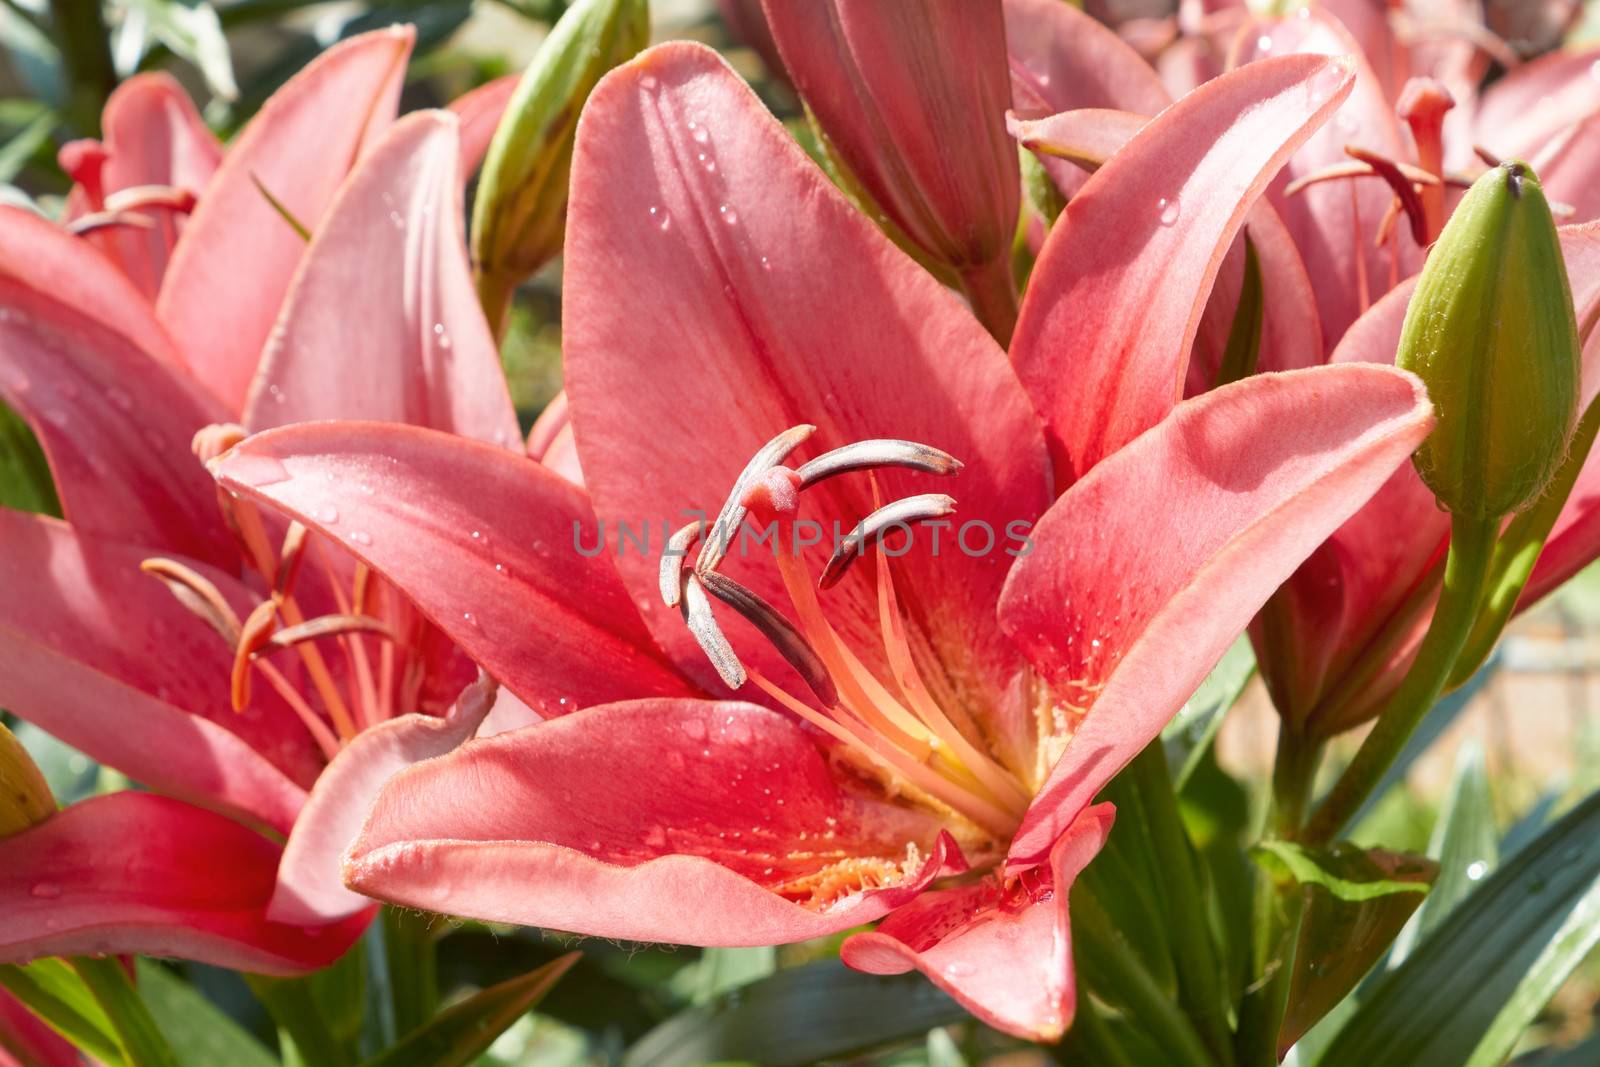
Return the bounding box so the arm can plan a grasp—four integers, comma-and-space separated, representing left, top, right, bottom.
1010, 55, 1354, 483
0, 793, 368, 974
447, 74, 518, 179
243, 111, 520, 448
345, 698, 957, 945
211, 421, 694, 714
564, 43, 1050, 712
1532, 115, 1600, 226
842, 803, 1112, 1042
0, 510, 316, 832
1473, 43, 1600, 162
0, 207, 234, 567
1003, 0, 1169, 117
1239, 9, 1421, 351
999, 365, 1433, 862
268, 676, 495, 924
61, 73, 221, 299
157, 26, 414, 415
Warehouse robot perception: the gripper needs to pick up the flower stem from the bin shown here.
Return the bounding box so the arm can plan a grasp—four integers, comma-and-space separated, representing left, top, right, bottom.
1301, 512, 1498, 845
384, 905, 439, 1037
957, 255, 1018, 347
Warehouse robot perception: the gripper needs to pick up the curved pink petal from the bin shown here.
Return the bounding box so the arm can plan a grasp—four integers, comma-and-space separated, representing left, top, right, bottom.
0, 510, 316, 832
1010, 54, 1354, 483
346, 698, 957, 944
0, 793, 367, 974
243, 111, 519, 447
1239, 9, 1421, 352
1003, 0, 1170, 118
61, 73, 222, 299
0, 986, 80, 1067
447, 74, 518, 179
999, 365, 1433, 861
563, 43, 1051, 708
157, 26, 414, 415
268, 674, 496, 924
1009, 107, 1322, 394
0, 207, 235, 567
842, 803, 1113, 1041
761, 0, 1018, 275
211, 421, 694, 714
1532, 115, 1600, 226
1473, 43, 1600, 161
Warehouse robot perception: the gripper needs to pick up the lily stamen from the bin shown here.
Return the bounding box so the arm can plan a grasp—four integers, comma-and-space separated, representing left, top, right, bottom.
796, 439, 962, 488
820, 493, 957, 589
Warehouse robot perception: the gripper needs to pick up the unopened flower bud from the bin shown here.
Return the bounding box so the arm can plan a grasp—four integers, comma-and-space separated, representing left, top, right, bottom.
1397, 160, 1580, 519
471, 0, 649, 330
0, 723, 54, 837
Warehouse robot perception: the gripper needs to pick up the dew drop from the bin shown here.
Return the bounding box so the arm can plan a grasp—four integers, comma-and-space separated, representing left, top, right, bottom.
105, 386, 133, 411
1465, 860, 1488, 881
689, 122, 709, 144
30, 882, 61, 899
225, 452, 291, 487
315, 505, 339, 524
1256, 34, 1274, 52
1157, 196, 1180, 226
719, 204, 738, 225
349, 530, 373, 546
680, 718, 707, 741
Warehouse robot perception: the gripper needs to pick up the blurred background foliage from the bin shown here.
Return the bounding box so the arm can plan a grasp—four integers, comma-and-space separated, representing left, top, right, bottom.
5, 0, 1600, 1064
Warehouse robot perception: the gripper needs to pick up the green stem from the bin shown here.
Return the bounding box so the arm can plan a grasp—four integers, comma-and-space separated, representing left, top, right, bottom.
245, 973, 352, 1067
1270, 725, 1321, 838
1234, 864, 1305, 1066
47, 0, 115, 136
1302, 513, 1498, 845
384, 906, 438, 1037
1128, 741, 1234, 1064
474, 268, 519, 346
957, 255, 1019, 348
71, 958, 180, 1067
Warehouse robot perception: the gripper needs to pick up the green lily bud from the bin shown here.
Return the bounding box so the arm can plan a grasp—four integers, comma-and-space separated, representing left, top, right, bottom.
471, 0, 649, 332
0, 723, 54, 837
1398, 160, 1580, 519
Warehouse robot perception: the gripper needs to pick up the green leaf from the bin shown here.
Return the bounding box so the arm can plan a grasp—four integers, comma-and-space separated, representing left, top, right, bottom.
133, 962, 276, 1067
1391, 741, 1497, 963
1164, 637, 1255, 789
119, 0, 238, 100
1212, 232, 1264, 388
1252, 843, 1435, 1054
0, 958, 125, 1064
1317, 787, 1600, 1066
246, 972, 354, 1067
0, 397, 59, 516
669, 947, 777, 1006
360, 953, 577, 1067
622, 959, 967, 1067
0, 105, 53, 184
71, 956, 181, 1067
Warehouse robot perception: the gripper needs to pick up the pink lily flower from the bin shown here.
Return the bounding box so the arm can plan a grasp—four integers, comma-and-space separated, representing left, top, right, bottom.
0, 31, 523, 968
1007, 1, 1600, 735
210, 43, 1433, 1038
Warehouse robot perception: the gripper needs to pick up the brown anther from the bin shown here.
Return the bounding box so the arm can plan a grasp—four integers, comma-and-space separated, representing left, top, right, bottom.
140, 558, 243, 645
261, 614, 397, 653
1474, 144, 1503, 168
698, 571, 839, 706
796, 439, 963, 490
1345, 147, 1431, 245
231, 601, 279, 711
192, 422, 246, 463
680, 572, 746, 690
660, 520, 704, 608
275, 522, 309, 600
697, 425, 815, 574
820, 494, 957, 590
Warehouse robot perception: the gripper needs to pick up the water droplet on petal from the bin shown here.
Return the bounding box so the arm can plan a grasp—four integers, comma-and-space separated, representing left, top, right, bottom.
226, 453, 291, 487
349, 530, 373, 546
30, 882, 61, 899
1256, 34, 1274, 52
719, 204, 738, 225
1157, 196, 1180, 226
1465, 860, 1488, 881
315, 505, 339, 524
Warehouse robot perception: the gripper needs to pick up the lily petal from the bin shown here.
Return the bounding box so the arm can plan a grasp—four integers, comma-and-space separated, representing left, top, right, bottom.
447, 74, 519, 179
0, 793, 367, 974
1002, 0, 1169, 118
157, 26, 414, 415
0, 510, 316, 832
842, 803, 1113, 1042
1532, 115, 1600, 226
0, 986, 81, 1067
999, 365, 1433, 862
1473, 43, 1600, 162
60, 72, 221, 299
243, 110, 520, 448
268, 674, 496, 924
211, 421, 693, 714
0, 207, 235, 567
345, 698, 957, 945
1010, 54, 1354, 483
563, 42, 1050, 710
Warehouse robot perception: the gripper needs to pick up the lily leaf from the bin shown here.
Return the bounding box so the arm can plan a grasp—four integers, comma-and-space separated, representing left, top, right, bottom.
133, 961, 275, 1067
246, 972, 353, 1067
1163, 637, 1255, 789
1317, 787, 1600, 1066
0, 958, 124, 1065
0, 398, 58, 516
359, 952, 577, 1067
669, 948, 777, 1006
1252, 841, 1435, 1054
622, 959, 965, 1067
1391, 742, 1497, 963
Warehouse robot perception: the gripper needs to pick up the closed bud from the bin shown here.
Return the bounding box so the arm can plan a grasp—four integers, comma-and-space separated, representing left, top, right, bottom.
0, 723, 54, 837
471, 0, 649, 330
1398, 160, 1580, 519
